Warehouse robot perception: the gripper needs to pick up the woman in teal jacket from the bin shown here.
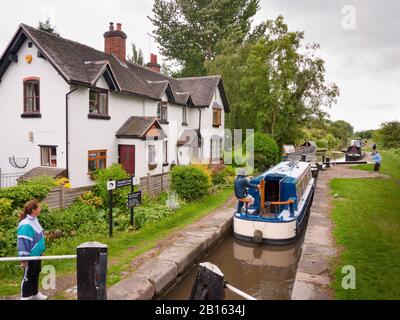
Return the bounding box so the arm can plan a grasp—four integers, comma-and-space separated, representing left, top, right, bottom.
17, 200, 47, 300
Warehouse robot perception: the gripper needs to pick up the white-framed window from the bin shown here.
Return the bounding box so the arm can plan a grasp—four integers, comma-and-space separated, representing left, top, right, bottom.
89, 89, 108, 115
148, 145, 156, 165
157, 102, 168, 122
211, 137, 223, 163
40, 146, 57, 167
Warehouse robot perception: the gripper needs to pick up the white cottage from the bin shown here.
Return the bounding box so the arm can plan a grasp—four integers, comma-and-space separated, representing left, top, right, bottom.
0, 23, 229, 188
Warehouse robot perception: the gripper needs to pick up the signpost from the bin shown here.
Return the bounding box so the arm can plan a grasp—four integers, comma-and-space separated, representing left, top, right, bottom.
107, 176, 142, 237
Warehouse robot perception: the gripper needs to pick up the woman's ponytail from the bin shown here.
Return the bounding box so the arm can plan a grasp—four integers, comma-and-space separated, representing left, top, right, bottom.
19, 200, 39, 221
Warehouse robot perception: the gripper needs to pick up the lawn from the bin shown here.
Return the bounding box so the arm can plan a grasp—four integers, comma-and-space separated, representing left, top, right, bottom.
331, 149, 400, 299
351, 150, 400, 179
0, 188, 233, 298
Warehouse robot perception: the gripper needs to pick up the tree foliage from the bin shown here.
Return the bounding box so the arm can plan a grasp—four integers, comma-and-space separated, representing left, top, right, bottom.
207, 16, 339, 144
128, 43, 144, 65
378, 121, 400, 149
149, 0, 260, 76
247, 132, 280, 172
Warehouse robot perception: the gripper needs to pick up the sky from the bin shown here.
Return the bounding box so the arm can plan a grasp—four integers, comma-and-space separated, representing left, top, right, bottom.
0, 0, 399, 132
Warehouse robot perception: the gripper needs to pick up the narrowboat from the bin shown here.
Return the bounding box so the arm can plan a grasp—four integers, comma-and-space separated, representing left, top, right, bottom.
234, 161, 316, 245
345, 140, 365, 161
282, 141, 317, 161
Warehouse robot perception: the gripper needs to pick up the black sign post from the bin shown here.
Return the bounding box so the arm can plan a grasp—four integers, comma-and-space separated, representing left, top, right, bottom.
107, 177, 141, 237
128, 191, 142, 229
108, 189, 113, 237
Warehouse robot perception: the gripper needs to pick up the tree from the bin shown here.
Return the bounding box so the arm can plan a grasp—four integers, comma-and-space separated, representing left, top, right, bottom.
206, 16, 339, 144
246, 132, 280, 172
149, 0, 260, 77
354, 130, 375, 140
329, 120, 353, 147
38, 17, 58, 34
128, 43, 144, 65
378, 121, 400, 149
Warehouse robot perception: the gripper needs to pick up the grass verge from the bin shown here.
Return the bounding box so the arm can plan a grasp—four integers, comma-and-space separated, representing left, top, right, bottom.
331, 149, 400, 299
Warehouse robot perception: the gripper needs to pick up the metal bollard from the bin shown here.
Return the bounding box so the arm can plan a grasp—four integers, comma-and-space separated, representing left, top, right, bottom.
77, 242, 108, 300
326, 157, 331, 168
190, 262, 225, 300
190, 262, 257, 300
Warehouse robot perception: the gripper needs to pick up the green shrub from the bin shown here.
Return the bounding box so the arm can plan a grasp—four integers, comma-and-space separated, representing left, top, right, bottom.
316, 139, 328, 149
0, 183, 51, 210
29, 175, 58, 188
211, 165, 236, 186
40, 203, 106, 238
171, 165, 211, 201
92, 164, 130, 209
78, 191, 104, 209
135, 204, 174, 229
246, 132, 280, 173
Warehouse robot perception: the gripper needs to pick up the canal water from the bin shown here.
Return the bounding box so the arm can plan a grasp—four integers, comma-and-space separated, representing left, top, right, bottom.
164, 235, 305, 300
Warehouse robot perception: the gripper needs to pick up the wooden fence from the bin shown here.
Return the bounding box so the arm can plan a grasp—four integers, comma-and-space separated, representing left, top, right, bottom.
140, 172, 170, 196
44, 186, 92, 209
43, 173, 170, 209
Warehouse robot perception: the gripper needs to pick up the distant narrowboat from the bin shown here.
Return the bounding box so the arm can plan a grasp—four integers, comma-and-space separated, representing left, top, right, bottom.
234, 161, 316, 245
345, 140, 365, 161
282, 141, 317, 161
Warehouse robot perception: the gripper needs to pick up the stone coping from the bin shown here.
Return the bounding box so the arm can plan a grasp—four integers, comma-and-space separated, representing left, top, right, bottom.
108, 198, 234, 300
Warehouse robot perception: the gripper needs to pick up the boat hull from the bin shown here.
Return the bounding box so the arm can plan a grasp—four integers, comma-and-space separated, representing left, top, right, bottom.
234, 186, 314, 245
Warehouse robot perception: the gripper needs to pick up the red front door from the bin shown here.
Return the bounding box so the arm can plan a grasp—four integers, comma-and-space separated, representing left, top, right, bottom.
119, 145, 135, 176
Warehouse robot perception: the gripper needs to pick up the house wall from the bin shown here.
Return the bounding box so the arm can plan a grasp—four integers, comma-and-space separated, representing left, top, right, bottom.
0, 38, 227, 188
0, 39, 69, 176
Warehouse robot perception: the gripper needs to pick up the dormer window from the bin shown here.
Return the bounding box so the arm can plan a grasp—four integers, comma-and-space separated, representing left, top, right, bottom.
23, 78, 40, 114
89, 89, 109, 117
157, 102, 168, 123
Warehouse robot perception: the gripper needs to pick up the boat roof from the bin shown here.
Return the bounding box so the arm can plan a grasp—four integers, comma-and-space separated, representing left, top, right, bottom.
258, 161, 311, 180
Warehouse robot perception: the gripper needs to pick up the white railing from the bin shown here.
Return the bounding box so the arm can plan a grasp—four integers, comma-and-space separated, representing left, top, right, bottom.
0, 169, 26, 188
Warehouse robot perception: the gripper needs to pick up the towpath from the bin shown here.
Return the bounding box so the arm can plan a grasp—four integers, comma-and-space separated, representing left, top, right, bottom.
291, 163, 388, 299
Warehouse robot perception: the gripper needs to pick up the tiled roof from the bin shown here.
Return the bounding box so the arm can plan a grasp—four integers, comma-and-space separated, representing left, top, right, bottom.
0, 24, 229, 111
116, 116, 166, 139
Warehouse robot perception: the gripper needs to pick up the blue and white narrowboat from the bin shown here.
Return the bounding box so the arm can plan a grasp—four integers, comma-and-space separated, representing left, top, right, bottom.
234, 161, 316, 245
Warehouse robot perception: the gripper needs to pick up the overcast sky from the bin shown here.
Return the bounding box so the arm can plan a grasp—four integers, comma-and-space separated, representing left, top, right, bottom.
0, 0, 399, 132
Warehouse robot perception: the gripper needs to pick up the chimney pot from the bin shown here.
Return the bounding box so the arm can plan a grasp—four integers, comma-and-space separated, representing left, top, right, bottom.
147, 53, 161, 73
104, 22, 127, 61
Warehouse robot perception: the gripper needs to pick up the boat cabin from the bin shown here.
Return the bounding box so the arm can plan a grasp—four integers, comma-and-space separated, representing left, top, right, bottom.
248, 161, 313, 219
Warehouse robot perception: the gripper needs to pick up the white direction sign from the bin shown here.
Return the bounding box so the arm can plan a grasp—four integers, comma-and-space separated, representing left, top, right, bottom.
132, 177, 140, 186
107, 180, 116, 191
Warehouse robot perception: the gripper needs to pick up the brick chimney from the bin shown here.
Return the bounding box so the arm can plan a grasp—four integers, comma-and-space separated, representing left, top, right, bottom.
146, 54, 161, 72
104, 22, 127, 61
